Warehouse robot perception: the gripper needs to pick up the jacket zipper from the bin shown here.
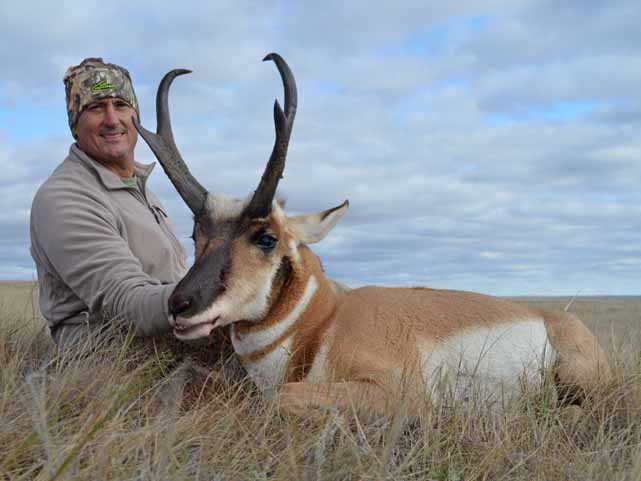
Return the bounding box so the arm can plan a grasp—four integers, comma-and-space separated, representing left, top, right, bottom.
127, 183, 186, 262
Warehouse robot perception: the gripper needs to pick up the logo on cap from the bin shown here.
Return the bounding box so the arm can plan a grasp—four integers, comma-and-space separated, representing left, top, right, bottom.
91, 80, 115, 93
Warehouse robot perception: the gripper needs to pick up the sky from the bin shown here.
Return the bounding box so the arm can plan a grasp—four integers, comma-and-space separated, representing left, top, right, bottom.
1, 0, 641, 296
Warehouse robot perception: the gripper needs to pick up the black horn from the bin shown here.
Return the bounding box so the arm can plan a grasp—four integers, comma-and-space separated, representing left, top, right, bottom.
243, 53, 298, 219
133, 69, 208, 216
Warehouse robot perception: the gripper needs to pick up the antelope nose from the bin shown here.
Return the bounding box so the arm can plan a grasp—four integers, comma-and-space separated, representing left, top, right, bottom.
169, 294, 192, 317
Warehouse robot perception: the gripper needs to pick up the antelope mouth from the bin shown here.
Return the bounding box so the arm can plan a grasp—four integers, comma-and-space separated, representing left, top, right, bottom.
173, 316, 221, 340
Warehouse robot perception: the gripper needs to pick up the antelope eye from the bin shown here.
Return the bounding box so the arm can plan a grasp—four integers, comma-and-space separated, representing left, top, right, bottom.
255, 233, 278, 251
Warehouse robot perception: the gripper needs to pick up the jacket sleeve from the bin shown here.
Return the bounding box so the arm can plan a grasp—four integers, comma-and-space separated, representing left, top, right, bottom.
31, 183, 174, 336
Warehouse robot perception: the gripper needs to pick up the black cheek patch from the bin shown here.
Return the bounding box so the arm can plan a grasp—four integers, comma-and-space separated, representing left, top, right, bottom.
264, 255, 293, 313
274, 255, 292, 288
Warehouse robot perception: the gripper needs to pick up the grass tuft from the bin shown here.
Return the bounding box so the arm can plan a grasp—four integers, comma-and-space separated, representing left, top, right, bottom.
1, 283, 640, 480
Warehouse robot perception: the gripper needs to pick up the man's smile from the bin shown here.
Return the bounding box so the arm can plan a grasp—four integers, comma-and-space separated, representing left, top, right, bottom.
100, 131, 126, 141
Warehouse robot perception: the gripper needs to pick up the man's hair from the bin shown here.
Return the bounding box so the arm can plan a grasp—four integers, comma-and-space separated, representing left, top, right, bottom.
63, 58, 140, 137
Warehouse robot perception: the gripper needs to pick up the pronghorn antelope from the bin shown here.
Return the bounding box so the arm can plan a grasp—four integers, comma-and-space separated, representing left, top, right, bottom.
134, 53, 610, 415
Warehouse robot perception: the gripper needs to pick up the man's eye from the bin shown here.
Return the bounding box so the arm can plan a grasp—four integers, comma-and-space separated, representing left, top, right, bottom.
115, 102, 130, 109
255, 233, 278, 251
87, 104, 103, 111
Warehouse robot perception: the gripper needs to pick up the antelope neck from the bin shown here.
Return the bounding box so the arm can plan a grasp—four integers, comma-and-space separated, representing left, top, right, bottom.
230, 253, 341, 387
231, 273, 319, 358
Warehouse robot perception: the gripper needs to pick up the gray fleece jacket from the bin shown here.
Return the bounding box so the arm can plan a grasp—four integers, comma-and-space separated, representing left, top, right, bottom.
30, 144, 188, 337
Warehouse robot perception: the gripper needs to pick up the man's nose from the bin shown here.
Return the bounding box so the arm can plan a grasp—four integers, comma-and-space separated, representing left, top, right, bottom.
103, 103, 119, 126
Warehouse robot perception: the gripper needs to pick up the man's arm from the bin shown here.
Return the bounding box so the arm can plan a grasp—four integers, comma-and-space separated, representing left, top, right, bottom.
31, 183, 176, 336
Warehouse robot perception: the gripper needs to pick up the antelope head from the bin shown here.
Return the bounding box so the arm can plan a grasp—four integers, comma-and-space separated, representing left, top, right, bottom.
134, 53, 349, 340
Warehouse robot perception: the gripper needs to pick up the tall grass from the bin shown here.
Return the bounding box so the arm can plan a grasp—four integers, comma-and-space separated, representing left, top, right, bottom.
1, 284, 640, 480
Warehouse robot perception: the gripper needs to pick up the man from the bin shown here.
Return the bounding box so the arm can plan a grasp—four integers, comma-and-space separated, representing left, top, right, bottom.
30, 58, 188, 349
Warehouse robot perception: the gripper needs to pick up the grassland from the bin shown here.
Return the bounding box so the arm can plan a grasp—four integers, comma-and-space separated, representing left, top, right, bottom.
1, 281, 640, 480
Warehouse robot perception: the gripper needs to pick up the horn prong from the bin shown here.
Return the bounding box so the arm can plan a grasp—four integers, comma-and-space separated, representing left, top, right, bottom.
244, 53, 298, 219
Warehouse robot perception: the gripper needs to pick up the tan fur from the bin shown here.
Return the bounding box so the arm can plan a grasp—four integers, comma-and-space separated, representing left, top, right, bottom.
184, 200, 610, 415
234, 247, 338, 380
541, 310, 611, 396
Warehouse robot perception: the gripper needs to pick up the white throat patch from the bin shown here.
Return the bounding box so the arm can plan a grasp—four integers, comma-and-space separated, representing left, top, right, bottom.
232, 275, 318, 357
231, 275, 319, 391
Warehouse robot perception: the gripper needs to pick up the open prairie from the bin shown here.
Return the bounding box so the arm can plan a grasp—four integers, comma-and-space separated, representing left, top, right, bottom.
1, 281, 640, 480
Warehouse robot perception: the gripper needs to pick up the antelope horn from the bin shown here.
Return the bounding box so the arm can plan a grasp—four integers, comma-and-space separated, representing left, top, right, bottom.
133, 69, 208, 216
243, 53, 298, 219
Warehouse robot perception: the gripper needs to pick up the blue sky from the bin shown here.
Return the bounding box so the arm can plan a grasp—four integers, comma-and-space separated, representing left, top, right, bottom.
2, 0, 641, 295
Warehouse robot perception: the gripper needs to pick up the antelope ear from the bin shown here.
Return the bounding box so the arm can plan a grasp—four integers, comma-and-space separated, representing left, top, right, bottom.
288, 200, 349, 244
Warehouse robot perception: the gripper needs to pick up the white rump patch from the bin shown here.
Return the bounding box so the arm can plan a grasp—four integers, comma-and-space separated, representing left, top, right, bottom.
420, 319, 555, 404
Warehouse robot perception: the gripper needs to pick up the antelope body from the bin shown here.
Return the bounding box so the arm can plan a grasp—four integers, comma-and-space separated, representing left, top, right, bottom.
135, 54, 610, 415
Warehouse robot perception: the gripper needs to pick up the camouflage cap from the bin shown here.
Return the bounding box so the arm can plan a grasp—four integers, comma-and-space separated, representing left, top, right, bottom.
63, 57, 140, 137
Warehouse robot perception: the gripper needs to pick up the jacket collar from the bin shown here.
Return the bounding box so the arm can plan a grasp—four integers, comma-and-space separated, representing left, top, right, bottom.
69, 144, 155, 190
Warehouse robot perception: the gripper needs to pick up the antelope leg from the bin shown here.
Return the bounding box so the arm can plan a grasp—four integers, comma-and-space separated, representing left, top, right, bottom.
278, 381, 392, 416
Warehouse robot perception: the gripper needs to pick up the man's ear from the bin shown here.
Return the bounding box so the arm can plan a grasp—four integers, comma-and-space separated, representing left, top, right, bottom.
288, 200, 349, 244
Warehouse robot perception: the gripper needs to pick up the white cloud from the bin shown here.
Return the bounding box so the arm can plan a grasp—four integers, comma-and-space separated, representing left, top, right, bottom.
1, 0, 641, 295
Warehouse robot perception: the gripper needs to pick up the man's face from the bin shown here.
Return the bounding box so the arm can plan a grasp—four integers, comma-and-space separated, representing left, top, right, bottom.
75, 97, 138, 169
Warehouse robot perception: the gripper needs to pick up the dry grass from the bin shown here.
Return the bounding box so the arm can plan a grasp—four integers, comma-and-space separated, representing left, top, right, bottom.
1, 282, 641, 480
516, 296, 641, 368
